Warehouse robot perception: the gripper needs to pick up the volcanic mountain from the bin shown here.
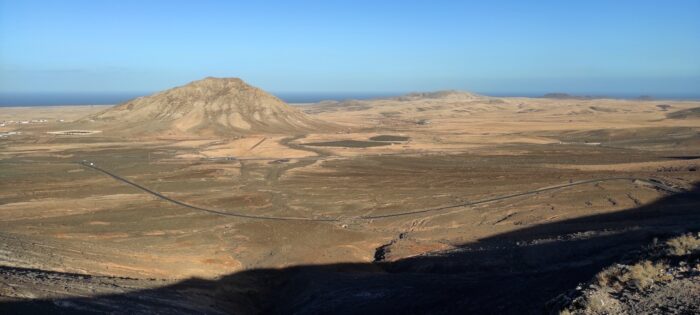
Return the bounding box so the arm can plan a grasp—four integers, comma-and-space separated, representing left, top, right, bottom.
86, 77, 334, 137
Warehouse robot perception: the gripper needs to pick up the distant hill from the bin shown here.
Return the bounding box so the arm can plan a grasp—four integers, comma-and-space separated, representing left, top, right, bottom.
394, 90, 484, 101
85, 77, 334, 137
302, 90, 491, 115
541, 93, 609, 100
542, 93, 659, 101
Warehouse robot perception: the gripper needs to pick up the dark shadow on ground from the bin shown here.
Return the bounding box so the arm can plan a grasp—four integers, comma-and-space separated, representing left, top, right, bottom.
2, 183, 699, 314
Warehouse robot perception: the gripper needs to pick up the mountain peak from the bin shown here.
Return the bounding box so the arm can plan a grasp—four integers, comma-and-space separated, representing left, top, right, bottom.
193, 76, 245, 85
176, 77, 258, 93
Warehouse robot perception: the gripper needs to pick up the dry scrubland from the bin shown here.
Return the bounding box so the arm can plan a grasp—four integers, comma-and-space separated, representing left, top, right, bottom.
1, 78, 699, 314
555, 232, 700, 314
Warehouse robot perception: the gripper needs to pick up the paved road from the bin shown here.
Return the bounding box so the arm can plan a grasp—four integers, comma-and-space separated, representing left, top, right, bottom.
79, 161, 683, 222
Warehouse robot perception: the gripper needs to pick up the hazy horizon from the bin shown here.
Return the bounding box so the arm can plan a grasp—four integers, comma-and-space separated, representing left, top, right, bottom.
3, 89, 700, 107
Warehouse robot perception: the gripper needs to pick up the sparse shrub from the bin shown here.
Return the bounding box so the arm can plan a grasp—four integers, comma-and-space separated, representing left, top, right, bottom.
584, 291, 622, 314
665, 233, 700, 256
595, 265, 625, 291
594, 260, 670, 291
622, 260, 670, 290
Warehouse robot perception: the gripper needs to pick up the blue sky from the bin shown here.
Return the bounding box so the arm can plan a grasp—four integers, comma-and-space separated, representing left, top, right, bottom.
1, 0, 699, 96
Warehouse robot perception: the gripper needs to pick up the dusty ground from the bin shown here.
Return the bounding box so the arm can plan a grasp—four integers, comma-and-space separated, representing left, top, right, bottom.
1, 95, 699, 313
0, 105, 109, 123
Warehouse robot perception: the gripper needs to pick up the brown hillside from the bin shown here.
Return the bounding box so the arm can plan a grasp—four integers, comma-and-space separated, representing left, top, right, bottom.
86, 77, 334, 137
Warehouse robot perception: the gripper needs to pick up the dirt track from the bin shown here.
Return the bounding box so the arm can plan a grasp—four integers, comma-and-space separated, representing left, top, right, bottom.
79, 159, 682, 221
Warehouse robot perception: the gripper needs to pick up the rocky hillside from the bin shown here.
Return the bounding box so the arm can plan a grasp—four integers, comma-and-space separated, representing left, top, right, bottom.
86, 77, 333, 137
549, 232, 700, 314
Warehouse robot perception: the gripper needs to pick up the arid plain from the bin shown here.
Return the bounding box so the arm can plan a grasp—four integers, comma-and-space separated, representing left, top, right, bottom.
1, 78, 699, 314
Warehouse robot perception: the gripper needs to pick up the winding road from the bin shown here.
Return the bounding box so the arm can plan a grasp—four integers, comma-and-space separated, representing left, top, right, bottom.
79, 161, 683, 222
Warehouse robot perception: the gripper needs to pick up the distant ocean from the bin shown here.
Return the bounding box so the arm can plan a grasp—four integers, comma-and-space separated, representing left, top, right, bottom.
1, 91, 699, 107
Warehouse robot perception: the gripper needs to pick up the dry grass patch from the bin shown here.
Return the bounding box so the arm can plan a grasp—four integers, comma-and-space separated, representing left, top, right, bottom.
595, 260, 672, 291
665, 233, 700, 256
554, 233, 700, 315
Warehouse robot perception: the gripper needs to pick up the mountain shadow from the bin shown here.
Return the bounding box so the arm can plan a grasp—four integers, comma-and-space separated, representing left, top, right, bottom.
2, 183, 699, 314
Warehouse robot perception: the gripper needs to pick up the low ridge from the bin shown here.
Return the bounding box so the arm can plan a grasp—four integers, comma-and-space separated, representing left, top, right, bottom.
394, 90, 484, 101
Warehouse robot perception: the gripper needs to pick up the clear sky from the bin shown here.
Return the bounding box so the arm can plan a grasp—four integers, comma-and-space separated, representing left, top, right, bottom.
1, 0, 699, 96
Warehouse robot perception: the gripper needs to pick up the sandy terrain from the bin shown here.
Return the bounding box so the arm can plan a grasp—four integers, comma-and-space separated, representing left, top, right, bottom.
0, 105, 110, 122
1, 92, 699, 313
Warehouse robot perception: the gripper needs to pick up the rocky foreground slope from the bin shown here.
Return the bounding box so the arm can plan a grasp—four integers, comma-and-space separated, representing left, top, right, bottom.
549, 232, 700, 315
